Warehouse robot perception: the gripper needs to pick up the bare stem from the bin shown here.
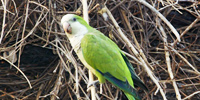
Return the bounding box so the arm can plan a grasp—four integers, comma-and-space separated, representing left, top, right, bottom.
81, 0, 96, 100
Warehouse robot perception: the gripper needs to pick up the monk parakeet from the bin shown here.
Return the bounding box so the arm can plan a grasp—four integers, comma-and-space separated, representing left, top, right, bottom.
61, 14, 148, 100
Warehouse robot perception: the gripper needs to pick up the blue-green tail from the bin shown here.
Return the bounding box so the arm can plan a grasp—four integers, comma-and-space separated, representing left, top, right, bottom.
124, 92, 141, 100
96, 70, 142, 100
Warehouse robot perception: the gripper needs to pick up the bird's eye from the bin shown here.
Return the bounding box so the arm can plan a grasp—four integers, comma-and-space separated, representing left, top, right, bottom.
72, 18, 76, 21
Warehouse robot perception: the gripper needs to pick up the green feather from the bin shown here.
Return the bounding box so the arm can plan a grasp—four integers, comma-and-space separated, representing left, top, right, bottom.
121, 53, 148, 91
62, 14, 148, 100
81, 27, 143, 100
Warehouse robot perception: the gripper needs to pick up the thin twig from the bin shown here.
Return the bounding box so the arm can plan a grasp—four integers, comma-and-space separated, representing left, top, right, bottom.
81, 0, 96, 100
0, 56, 32, 88
105, 6, 167, 100
134, 0, 181, 42
169, 46, 200, 74
0, 0, 7, 44
182, 91, 200, 100
156, 18, 181, 100
173, 17, 200, 46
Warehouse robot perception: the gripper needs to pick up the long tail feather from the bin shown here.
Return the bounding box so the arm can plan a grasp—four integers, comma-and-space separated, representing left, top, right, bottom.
121, 53, 148, 91
124, 92, 141, 100
97, 69, 141, 100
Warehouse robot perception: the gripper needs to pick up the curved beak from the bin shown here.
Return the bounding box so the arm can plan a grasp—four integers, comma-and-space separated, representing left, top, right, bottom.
62, 22, 72, 34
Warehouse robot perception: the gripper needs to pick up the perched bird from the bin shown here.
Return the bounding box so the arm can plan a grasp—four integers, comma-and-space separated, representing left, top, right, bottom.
61, 14, 148, 100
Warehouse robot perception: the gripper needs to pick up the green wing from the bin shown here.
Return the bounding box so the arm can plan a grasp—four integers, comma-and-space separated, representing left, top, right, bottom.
81, 28, 145, 99
81, 28, 131, 82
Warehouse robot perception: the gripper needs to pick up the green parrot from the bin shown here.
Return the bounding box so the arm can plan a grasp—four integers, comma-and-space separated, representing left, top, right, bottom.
61, 14, 148, 100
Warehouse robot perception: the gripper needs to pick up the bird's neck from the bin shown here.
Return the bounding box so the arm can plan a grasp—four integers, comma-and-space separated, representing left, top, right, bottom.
68, 27, 88, 52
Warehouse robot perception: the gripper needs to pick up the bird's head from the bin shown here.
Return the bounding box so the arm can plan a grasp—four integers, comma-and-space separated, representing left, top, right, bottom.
61, 14, 89, 36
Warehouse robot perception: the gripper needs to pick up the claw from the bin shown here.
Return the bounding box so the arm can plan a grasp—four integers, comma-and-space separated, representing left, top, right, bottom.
87, 80, 99, 88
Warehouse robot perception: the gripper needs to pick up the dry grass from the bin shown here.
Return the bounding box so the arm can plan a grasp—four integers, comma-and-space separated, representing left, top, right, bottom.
0, 0, 200, 100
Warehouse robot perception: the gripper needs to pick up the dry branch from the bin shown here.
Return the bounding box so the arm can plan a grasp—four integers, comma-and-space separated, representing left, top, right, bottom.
0, 0, 200, 100
105, 5, 167, 100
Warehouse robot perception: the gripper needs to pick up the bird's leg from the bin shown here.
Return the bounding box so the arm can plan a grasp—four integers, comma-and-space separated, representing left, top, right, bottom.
87, 80, 104, 95
87, 80, 99, 89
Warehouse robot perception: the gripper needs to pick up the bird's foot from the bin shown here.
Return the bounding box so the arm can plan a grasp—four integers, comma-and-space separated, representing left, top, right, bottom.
87, 80, 99, 88
87, 80, 104, 94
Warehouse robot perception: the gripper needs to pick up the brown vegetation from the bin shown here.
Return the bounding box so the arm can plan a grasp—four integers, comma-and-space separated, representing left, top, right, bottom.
0, 0, 200, 100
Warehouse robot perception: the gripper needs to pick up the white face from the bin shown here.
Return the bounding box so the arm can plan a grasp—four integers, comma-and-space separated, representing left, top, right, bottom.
61, 14, 88, 35
61, 14, 88, 52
